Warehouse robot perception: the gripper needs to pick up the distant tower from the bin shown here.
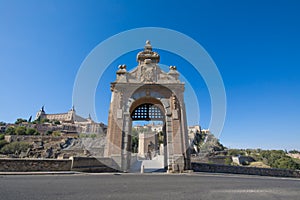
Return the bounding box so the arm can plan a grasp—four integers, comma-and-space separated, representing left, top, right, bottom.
67, 105, 76, 123
35, 106, 46, 120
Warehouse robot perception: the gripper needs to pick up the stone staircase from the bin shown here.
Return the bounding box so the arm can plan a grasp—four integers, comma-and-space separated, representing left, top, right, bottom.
130, 155, 165, 173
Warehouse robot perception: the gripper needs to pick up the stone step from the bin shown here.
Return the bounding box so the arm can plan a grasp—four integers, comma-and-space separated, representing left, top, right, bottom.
130, 155, 165, 173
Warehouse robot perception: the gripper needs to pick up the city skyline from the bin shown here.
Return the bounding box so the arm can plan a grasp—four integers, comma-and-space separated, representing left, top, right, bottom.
1, 1, 300, 150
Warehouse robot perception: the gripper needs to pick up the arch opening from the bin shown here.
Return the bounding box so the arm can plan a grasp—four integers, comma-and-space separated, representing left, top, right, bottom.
128, 98, 167, 172
104, 41, 191, 173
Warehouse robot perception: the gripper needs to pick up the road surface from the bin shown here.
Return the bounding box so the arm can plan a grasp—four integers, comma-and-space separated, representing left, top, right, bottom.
1, 173, 299, 200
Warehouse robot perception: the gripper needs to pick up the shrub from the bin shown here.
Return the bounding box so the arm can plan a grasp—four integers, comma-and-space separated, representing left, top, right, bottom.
15, 126, 26, 135
52, 131, 61, 137
289, 150, 300, 154
0, 140, 8, 149
258, 150, 300, 170
90, 134, 97, 139
41, 118, 50, 123
53, 120, 60, 125
79, 133, 98, 138
227, 149, 245, 156
273, 157, 300, 170
34, 131, 40, 135
15, 118, 27, 124
5, 126, 16, 135
0, 133, 5, 140
224, 157, 232, 165
79, 133, 87, 138
45, 130, 53, 135
26, 128, 36, 135
0, 142, 30, 154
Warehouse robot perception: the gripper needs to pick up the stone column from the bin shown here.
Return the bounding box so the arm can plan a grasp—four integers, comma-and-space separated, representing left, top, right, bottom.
121, 112, 131, 172
104, 90, 124, 171
178, 93, 191, 170
165, 114, 174, 172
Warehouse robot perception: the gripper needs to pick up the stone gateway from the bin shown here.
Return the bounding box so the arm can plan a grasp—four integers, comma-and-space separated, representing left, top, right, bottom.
104, 41, 191, 172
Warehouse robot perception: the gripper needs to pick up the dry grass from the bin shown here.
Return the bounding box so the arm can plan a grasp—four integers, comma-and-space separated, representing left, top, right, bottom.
249, 161, 270, 168
288, 153, 300, 159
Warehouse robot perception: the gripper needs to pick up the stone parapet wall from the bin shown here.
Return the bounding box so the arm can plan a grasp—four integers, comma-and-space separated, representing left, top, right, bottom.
71, 157, 120, 172
192, 162, 300, 178
0, 157, 120, 172
0, 158, 72, 172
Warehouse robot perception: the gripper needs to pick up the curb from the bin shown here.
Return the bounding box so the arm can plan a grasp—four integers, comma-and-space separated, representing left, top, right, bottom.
0, 171, 82, 175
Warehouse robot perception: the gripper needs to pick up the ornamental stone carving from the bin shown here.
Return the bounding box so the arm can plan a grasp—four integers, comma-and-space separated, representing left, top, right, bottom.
105, 41, 191, 173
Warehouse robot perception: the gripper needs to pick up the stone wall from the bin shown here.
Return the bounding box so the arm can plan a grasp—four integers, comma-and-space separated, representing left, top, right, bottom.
0, 158, 72, 172
232, 156, 255, 165
4, 135, 71, 143
138, 132, 158, 158
71, 157, 120, 172
0, 157, 120, 172
192, 162, 300, 178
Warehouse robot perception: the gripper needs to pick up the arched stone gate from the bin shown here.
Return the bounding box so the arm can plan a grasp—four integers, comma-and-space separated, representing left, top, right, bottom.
104, 41, 191, 172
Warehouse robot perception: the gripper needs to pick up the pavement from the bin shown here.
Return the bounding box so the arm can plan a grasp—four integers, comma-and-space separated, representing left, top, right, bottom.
1, 172, 299, 200
130, 155, 165, 173
0, 171, 80, 175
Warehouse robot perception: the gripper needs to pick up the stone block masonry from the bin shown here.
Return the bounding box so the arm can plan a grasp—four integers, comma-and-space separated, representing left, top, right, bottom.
71, 157, 120, 172
192, 162, 300, 178
0, 158, 72, 172
0, 157, 119, 173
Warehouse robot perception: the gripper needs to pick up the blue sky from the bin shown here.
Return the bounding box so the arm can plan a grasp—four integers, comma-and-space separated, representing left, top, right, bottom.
1, 0, 300, 150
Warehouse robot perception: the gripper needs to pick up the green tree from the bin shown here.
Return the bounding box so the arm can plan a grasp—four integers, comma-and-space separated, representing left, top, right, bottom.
45, 130, 53, 135
289, 150, 300, 154
0, 133, 5, 140
0, 121, 6, 126
15, 126, 26, 135
259, 150, 300, 170
5, 126, 16, 135
26, 128, 39, 135
274, 157, 300, 170
245, 149, 253, 156
158, 131, 164, 145
53, 120, 60, 125
131, 135, 138, 153
15, 118, 27, 124
0, 140, 8, 149
227, 149, 245, 156
41, 118, 50, 123
193, 130, 203, 146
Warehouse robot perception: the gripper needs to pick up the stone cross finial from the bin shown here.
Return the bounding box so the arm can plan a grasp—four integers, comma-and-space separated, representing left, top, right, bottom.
145, 40, 152, 51
137, 40, 159, 63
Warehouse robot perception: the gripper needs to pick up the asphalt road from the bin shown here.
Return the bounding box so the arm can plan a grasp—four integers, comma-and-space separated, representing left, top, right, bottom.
1, 173, 299, 200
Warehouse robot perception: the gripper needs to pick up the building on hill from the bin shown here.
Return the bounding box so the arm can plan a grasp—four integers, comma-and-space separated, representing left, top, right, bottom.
132, 122, 163, 133
35, 106, 106, 135
188, 125, 201, 145
36, 106, 79, 123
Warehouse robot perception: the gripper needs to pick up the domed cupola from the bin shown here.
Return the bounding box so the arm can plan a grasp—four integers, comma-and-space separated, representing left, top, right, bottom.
136, 40, 160, 64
